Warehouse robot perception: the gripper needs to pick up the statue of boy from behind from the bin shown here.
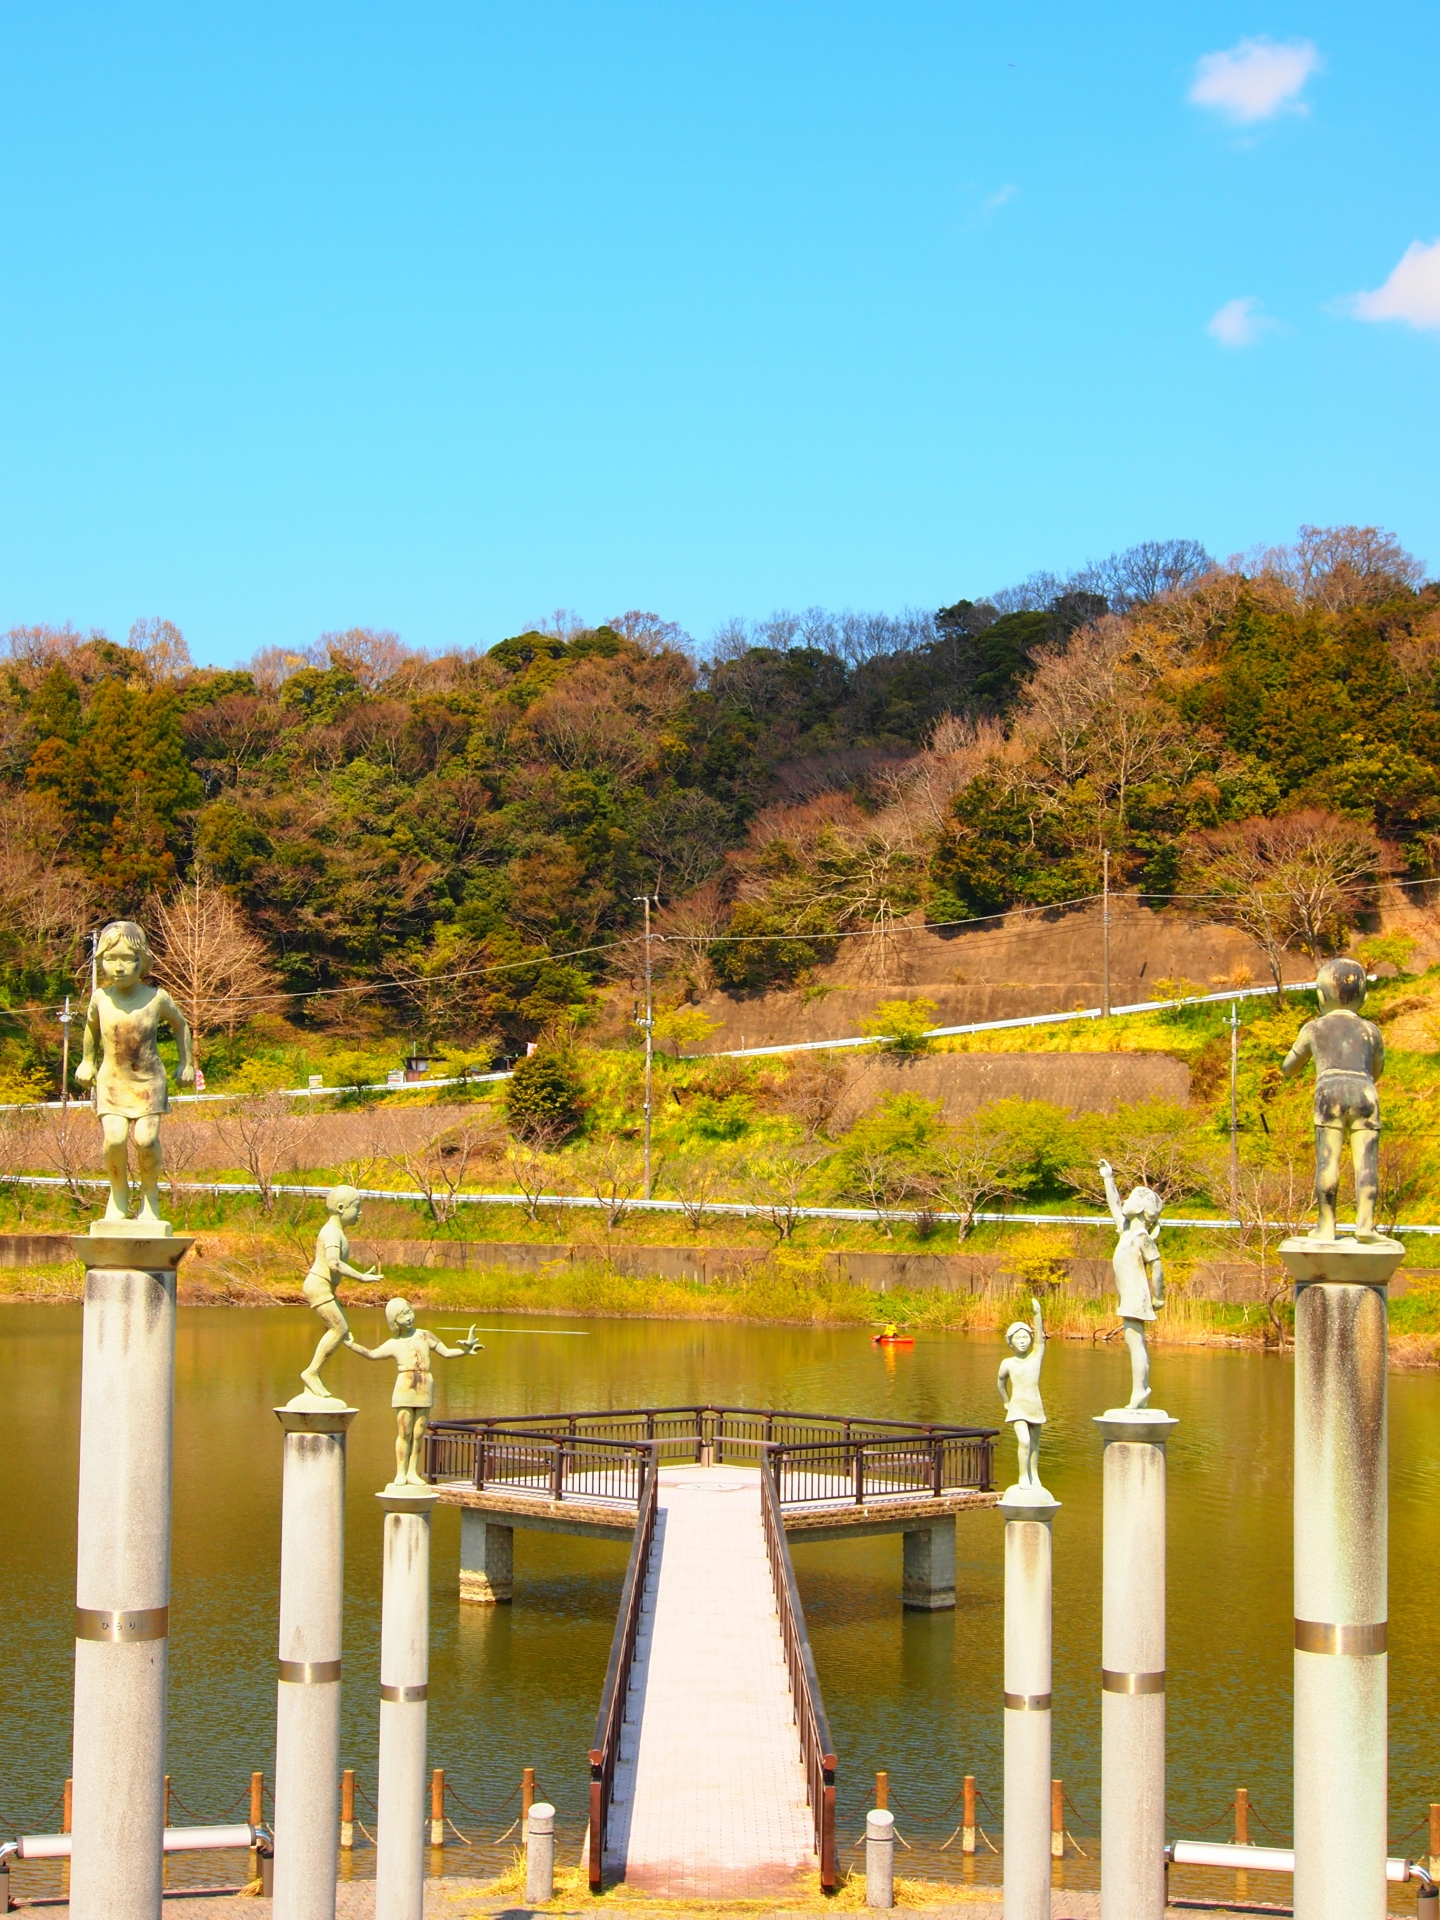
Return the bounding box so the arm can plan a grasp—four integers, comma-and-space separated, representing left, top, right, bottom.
1280, 957, 1385, 1243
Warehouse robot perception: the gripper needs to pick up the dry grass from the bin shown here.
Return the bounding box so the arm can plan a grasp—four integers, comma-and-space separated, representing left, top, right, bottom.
456, 1858, 982, 1911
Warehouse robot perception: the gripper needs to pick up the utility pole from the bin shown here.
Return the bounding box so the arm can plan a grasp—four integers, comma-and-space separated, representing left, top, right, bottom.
1101, 849, 1111, 1017
634, 894, 656, 1200
59, 995, 72, 1107
1228, 1000, 1240, 1219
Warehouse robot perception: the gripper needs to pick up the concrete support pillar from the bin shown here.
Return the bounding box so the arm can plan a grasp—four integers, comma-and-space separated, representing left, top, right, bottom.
866, 1809, 895, 1908
999, 1491, 1058, 1920
1096, 1408, 1176, 1920
376, 1489, 436, 1920
273, 1406, 355, 1920
1282, 1237, 1400, 1920
68, 1234, 189, 1920
526, 1803, 556, 1904
901, 1517, 955, 1610
459, 1511, 513, 1604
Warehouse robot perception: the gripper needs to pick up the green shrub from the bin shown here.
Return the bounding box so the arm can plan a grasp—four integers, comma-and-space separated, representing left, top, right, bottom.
505, 1048, 587, 1140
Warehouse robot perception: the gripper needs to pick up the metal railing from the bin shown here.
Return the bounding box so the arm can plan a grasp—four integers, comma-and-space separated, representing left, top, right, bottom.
425, 1405, 996, 1505
760, 1454, 837, 1889
586, 1455, 659, 1890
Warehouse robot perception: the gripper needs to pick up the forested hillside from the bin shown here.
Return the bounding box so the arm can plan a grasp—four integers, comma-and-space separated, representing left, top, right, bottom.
0, 523, 1431, 1079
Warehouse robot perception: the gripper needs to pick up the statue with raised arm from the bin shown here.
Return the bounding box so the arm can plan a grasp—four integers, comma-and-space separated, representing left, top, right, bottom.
73, 920, 193, 1229
349, 1297, 482, 1487
1280, 957, 1384, 1243
294, 1185, 384, 1403
997, 1296, 1050, 1496
1100, 1158, 1165, 1410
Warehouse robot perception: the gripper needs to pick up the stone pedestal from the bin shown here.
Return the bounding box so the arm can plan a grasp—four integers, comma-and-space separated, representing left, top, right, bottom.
459, 1511, 513, 1604
902, 1518, 956, 1610
376, 1487, 436, 1920
1281, 1235, 1401, 1920
273, 1405, 355, 1920
1095, 1409, 1175, 1920
67, 1226, 191, 1920
999, 1488, 1058, 1920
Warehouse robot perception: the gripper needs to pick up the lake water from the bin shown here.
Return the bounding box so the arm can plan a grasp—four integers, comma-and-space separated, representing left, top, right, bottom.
4, 1305, 1437, 1901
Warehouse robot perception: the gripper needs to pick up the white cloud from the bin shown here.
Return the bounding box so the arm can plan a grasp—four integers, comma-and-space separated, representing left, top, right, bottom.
1207, 296, 1278, 348
1350, 239, 1440, 330
1189, 37, 1322, 124
981, 183, 1018, 216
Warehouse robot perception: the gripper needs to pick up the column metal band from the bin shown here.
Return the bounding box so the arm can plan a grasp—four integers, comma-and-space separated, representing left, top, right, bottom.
1294, 1618, 1387, 1655
75, 1605, 169, 1643
379, 1682, 428, 1703
1101, 1668, 1165, 1694
278, 1658, 343, 1684
1003, 1691, 1052, 1711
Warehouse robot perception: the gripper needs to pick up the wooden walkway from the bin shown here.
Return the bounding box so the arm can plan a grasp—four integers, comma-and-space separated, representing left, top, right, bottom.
602, 1466, 818, 1897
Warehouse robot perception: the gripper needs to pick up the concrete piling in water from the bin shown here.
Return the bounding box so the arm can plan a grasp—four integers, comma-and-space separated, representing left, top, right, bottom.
375, 1487, 436, 1920
272, 1404, 355, 1920
68, 1242, 188, 1920
339, 1770, 355, 1850
1281, 1236, 1400, 1920
430, 1768, 445, 1848
999, 1487, 1058, 1920
962, 1775, 976, 1855
866, 1809, 895, 1909
1095, 1407, 1176, 1920
525, 1803, 556, 1904
1234, 1786, 1249, 1844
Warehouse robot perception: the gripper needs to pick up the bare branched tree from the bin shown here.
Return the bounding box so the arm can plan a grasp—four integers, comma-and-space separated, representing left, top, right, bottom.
386, 1115, 505, 1226
924, 1117, 1028, 1239
213, 1094, 317, 1215
768, 1055, 851, 1142
737, 1146, 830, 1242
149, 876, 280, 1067
1234, 1149, 1311, 1345
505, 1120, 569, 1223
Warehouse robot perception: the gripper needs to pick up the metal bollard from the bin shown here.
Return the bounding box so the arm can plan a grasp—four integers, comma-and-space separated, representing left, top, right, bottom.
525, 1802, 556, 1904
1419, 1881, 1438, 1920
430, 1768, 445, 1848
866, 1809, 895, 1908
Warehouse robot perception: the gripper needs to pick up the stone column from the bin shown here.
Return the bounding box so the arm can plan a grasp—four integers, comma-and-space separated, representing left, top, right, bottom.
459, 1510, 513, 1604
1282, 1237, 1401, 1920
901, 1517, 956, 1610
999, 1490, 1058, 1920
273, 1406, 355, 1920
1095, 1408, 1176, 1920
68, 1231, 190, 1920
376, 1488, 436, 1920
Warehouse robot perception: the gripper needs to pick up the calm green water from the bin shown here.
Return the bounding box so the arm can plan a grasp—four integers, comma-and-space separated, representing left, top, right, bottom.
4, 1306, 1438, 1887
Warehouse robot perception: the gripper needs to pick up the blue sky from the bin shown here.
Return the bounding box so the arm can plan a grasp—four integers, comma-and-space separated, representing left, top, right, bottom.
1, 3, 1437, 664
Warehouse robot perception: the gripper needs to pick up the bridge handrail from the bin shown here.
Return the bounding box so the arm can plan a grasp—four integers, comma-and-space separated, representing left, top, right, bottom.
586, 1450, 659, 1891
426, 1406, 996, 1495
759, 1448, 837, 1890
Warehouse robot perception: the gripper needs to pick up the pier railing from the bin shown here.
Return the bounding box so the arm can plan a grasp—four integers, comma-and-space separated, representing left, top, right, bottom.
585, 1453, 659, 1890
425, 1405, 995, 1506
760, 1453, 838, 1890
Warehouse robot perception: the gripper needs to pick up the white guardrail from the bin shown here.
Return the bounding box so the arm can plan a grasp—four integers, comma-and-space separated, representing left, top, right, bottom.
5, 1172, 1439, 1238
1168, 1838, 1430, 1889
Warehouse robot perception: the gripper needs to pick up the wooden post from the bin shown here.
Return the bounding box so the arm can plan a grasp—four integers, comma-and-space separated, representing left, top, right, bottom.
62, 1778, 73, 1832
522, 1766, 535, 1842
962, 1774, 976, 1855
430, 1768, 445, 1847
164, 1775, 172, 1826
249, 1772, 264, 1880
340, 1769, 355, 1850
1051, 1777, 1064, 1859
875, 1770, 888, 1810
1235, 1786, 1249, 1845
1429, 1802, 1440, 1878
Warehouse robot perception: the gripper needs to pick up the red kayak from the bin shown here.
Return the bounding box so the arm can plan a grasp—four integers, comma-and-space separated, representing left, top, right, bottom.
872, 1334, 915, 1347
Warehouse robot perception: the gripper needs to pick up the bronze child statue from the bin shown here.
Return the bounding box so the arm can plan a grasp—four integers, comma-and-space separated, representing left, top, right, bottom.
1281, 957, 1385, 1243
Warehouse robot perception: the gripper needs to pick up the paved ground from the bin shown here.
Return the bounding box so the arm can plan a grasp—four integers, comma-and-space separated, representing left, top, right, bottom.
9, 1892, 1327, 1917
601, 1465, 818, 1897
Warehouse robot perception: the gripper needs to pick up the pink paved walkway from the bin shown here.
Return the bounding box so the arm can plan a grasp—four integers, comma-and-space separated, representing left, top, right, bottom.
602, 1465, 818, 1897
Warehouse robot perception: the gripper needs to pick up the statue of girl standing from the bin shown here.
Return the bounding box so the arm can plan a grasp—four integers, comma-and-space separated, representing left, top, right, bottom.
74, 920, 193, 1228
